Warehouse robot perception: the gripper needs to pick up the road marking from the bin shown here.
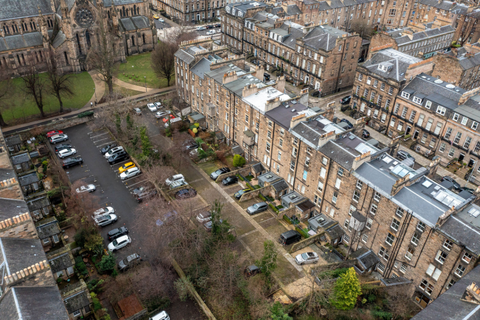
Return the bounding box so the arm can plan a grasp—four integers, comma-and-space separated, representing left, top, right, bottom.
126, 179, 148, 188
238, 229, 259, 239
122, 174, 143, 183
110, 159, 131, 167
90, 132, 109, 139
96, 141, 115, 148
259, 216, 275, 224
93, 138, 110, 144
188, 178, 204, 184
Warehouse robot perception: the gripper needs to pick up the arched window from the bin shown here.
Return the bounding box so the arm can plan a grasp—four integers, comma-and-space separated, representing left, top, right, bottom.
85, 30, 91, 49
64, 52, 69, 65
31, 21, 37, 30
131, 35, 135, 46
12, 24, 18, 33
122, 6, 126, 17
76, 33, 82, 55
3, 25, 10, 35
142, 33, 145, 44
22, 22, 28, 32
133, 5, 137, 15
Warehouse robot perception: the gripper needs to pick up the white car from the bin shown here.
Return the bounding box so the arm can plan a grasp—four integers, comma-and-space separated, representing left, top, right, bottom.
196, 211, 212, 223
158, 18, 165, 22
155, 111, 171, 119
165, 174, 185, 185
49, 134, 68, 144
108, 235, 132, 252
104, 146, 124, 159
93, 206, 115, 217
76, 184, 96, 193
120, 167, 141, 180
295, 252, 319, 265
206, 30, 215, 35
147, 103, 157, 112
154, 102, 162, 108
150, 310, 170, 320
57, 148, 76, 159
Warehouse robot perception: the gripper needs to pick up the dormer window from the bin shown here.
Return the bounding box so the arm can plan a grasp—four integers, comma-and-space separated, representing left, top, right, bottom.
436, 106, 446, 116
425, 100, 432, 109
413, 96, 423, 104
453, 113, 459, 121
401, 91, 410, 99
461, 117, 468, 125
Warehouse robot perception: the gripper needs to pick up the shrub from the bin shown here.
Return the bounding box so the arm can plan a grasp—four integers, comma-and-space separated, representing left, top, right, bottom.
258, 193, 266, 201
74, 256, 88, 276
236, 174, 244, 181
331, 268, 362, 310
283, 214, 292, 224
99, 254, 116, 273
269, 203, 279, 213
232, 154, 246, 167
246, 183, 254, 190
295, 226, 309, 238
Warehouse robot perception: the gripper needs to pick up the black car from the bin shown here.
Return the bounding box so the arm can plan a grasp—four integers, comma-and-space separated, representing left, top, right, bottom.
362, 129, 370, 139
206, 24, 214, 29
340, 118, 353, 129
234, 188, 252, 200
62, 157, 83, 169
101, 143, 117, 155
264, 73, 271, 81
175, 188, 197, 199
311, 91, 320, 97
358, 57, 365, 63
210, 167, 230, 180
340, 96, 351, 105
215, 23, 221, 28
107, 226, 129, 241
222, 176, 238, 186
55, 144, 72, 153
131, 186, 149, 196
441, 176, 461, 191
135, 189, 158, 203
108, 151, 129, 164
462, 187, 475, 194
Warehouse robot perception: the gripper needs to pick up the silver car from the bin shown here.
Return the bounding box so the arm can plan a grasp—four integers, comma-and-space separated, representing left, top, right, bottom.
295, 252, 319, 265
246, 202, 268, 215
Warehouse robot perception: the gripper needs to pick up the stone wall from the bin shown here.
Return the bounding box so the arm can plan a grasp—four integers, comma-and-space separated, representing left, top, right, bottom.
289, 231, 325, 253
239, 185, 273, 202
215, 165, 253, 183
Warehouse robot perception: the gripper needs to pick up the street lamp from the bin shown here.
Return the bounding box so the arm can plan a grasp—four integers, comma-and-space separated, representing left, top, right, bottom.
144, 76, 147, 92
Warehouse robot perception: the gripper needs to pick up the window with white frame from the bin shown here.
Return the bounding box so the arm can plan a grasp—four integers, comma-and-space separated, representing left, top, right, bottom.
405, 247, 414, 260
366, 218, 373, 229
305, 157, 310, 167
374, 192, 381, 202
411, 233, 420, 246
386, 233, 395, 246
73, 310, 82, 317
377, 262, 385, 273
344, 218, 350, 228
332, 191, 338, 204
266, 142, 271, 153
413, 96, 423, 104
353, 190, 360, 202
370, 203, 378, 215
349, 205, 356, 215
417, 221, 426, 232
455, 264, 466, 277
420, 279, 434, 295
335, 178, 342, 189
290, 160, 295, 171
425, 100, 432, 109
362, 234, 368, 243
356, 180, 363, 189
292, 147, 297, 157
322, 157, 328, 165
436, 250, 448, 264
338, 168, 344, 176
472, 122, 479, 130
391, 218, 400, 231
317, 181, 324, 191
396, 207, 404, 218
436, 106, 446, 115
426, 264, 442, 281
279, 138, 283, 147
401, 91, 410, 98
445, 127, 453, 139
320, 167, 326, 178
453, 113, 459, 121
462, 252, 473, 264
277, 151, 282, 161
446, 279, 456, 289
461, 117, 468, 125
400, 264, 407, 273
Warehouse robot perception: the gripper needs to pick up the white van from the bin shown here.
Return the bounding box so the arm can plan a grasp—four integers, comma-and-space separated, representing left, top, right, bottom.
150, 311, 170, 320
164, 117, 182, 128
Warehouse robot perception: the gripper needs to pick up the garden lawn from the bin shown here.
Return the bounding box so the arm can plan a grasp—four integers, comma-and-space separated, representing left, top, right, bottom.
2, 72, 94, 123
115, 52, 173, 88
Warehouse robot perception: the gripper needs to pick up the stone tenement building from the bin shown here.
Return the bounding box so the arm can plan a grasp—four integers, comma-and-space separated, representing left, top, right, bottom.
157, 0, 231, 23
175, 43, 480, 307
0, 0, 156, 77
370, 24, 455, 59
351, 47, 434, 132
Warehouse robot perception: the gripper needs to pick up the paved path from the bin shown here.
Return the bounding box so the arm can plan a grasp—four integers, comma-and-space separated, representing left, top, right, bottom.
86, 71, 106, 108
113, 77, 156, 93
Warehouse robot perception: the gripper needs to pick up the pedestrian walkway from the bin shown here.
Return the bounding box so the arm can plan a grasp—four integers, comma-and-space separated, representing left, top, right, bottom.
113, 77, 155, 93
86, 71, 106, 108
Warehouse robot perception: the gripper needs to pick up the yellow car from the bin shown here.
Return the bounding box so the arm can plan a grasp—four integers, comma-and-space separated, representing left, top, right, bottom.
118, 162, 136, 174
153, 14, 160, 19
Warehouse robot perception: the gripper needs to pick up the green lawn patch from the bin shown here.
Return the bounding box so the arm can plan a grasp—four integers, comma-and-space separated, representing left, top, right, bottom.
245, 174, 253, 181
115, 52, 173, 88
2, 72, 94, 123
253, 185, 261, 190
198, 161, 221, 175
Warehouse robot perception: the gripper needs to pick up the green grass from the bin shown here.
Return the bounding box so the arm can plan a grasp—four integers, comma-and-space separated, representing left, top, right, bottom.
198, 161, 222, 175
2, 72, 94, 123
115, 52, 173, 88
110, 84, 143, 97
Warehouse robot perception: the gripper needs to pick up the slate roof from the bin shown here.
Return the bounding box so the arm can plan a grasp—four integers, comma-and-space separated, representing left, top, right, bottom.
0, 32, 51, 52
362, 48, 422, 82
0, 0, 53, 20
0, 287, 69, 320
18, 172, 39, 186
191, 58, 212, 79
36, 218, 60, 240
266, 101, 309, 129
303, 25, 347, 52
0, 197, 29, 221
102, 0, 142, 6
388, 25, 455, 47
296, 199, 315, 212
27, 196, 51, 211
457, 52, 480, 70
354, 249, 379, 269
280, 23, 304, 49
252, 162, 265, 174
0, 168, 16, 182
11, 153, 30, 165
271, 179, 288, 193
52, 31, 66, 48
174, 49, 195, 65
48, 252, 73, 274
63, 290, 91, 313
0, 238, 47, 276
291, 115, 345, 149
411, 264, 480, 320
5, 135, 21, 147
224, 74, 265, 96
281, 191, 304, 205
286, 5, 302, 16
325, 224, 344, 239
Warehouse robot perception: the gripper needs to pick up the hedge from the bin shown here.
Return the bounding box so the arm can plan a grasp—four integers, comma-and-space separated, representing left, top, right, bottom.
246, 183, 254, 190
283, 214, 292, 224
295, 226, 309, 238
269, 203, 279, 213
258, 193, 266, 201
236, 174, 245, 181
78, 111, 94, 118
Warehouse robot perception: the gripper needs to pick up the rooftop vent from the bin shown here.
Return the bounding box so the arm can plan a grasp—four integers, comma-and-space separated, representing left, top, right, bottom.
446, 84, 456, 89
289, 195, 298, 199
266, 174, 273, 179
434, 79, 443, 84
291, 109, 296, 112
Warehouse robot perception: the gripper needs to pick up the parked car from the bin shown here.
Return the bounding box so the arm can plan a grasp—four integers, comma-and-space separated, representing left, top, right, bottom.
295, 252, 319, 265
244, 265, 261, 278
462, 187, 475, 194
150, 311, 170, 320
279, 230, 302, 245
135, 189, 158, 203
204, 219, 223, 231
101, 143, 117, 155
93, 206, 115, 217
206, 30, 216, 35
340, 96, 351, 105
108, 152, 129, 164
210, 167, 230, 180
104, 146, 124, 159
118, 162, 136, 174
340, 119, 353, 129
49, 134, 68, 144
147, 103, 157, 112
164, 117, 182, 127
107, 226, 129, 241
133, 107, 142, 115
120, 167, 141, 180
57, 148, 77, 159
153, 14, 160, 19
169, 180, 187, 190
397, 150, 413, 161
131, 185, 150, 196
441, 176, 461, 191
196, 211, 212, 223
93, 213, 117, 227
214, 23, 221, 28
166, 174, 185, 186
311, 91, 320, 97
264, 73, 271, 81
55, 144, 72, 153
155, 111, 171, 119
362, 129, 370, 139
108, 235, 131, 252
196, 26, 206, 31
62, 157, 84, 169
76, 184, 96, 193
358, 57, 365, 63
246, 202, 268, 215
206, 25, 214, 29
175, 188, 197, 199
118, 253, 142, 272
154, 101, 162, 108
222, 176, 238, 186
158, 18, 165, 22
162, 114, 176, 123
234, 188, 252, 200
46, 130, 64, 138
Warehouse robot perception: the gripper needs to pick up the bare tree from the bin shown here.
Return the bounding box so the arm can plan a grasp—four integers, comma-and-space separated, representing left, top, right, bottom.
0, 68, 13, 126
46, 49, 74, 112
350, 20, 374, 39
87, 6, 118, 96
151, 41, 177, 87
21, 57, 47, 117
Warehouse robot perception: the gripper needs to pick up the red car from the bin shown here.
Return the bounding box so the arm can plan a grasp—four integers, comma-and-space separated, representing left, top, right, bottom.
162, 115, 175, 123
46, 130, 64, 138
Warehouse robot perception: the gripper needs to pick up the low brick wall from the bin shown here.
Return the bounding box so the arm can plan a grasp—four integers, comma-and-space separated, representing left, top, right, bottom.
215, 165, 253, 183
239, 185, 273, 202
289, 231, 325, 253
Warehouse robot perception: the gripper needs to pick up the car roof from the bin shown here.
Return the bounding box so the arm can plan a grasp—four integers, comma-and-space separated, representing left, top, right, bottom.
116, 235, 129, 241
